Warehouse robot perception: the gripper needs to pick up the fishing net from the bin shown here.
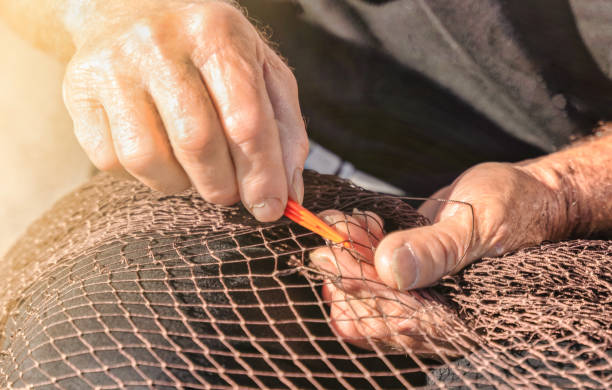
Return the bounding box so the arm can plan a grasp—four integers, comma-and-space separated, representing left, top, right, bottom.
0, 171, 609, 389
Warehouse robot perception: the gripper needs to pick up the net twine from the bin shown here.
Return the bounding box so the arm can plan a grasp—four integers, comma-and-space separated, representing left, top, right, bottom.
0, 171, 609, 389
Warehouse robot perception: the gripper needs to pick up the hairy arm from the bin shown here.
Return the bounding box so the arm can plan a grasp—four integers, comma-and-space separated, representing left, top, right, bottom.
523, 127, 612, 238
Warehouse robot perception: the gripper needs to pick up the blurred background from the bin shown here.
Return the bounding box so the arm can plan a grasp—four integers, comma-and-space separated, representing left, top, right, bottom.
0, 21, 91, 256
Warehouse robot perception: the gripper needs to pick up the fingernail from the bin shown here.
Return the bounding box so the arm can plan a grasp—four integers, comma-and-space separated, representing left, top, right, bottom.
250, 197, 283, 221
291, 168, 304, 204
392, 244, 419, 290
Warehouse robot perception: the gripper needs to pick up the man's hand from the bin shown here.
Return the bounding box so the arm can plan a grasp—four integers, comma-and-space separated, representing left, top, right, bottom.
375, 130, 612, 291
65, 1, 308, 221
3, 0, 308, 221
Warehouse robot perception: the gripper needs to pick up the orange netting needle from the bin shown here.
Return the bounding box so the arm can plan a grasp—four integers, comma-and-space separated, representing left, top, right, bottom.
284, 199, 351, 248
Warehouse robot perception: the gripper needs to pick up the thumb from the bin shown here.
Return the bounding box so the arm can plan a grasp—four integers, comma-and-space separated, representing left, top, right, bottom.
374, 211, 473, 291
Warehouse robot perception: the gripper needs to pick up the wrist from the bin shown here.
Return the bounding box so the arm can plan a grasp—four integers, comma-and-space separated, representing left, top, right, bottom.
518, 158, 584, 240
519, 127, 612, 239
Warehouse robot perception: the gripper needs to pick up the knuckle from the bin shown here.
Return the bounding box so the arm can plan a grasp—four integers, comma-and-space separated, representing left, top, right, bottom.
65, 54, 120, 103
172, 126, 218, 157
118, 18, 176, 66
69, 49, 113, 76
63, 61, 95, 101
126, 18, 159, 46
204, 2, 246, 28
224, 109, 267, 149
191, 4, 259, 61
63, 85, 102, 118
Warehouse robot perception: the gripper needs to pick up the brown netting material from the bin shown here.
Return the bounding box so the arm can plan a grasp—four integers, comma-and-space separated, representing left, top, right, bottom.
0, 171, 609, 389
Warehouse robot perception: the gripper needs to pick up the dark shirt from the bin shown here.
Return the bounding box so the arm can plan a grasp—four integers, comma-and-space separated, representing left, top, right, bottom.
240, 0, 612, 195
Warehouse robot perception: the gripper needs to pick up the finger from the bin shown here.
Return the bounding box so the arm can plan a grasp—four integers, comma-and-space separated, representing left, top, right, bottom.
328, 288, 387, 351
317, 210, 378, 259
374, 205, 473, 291
148, 62, 239, 205
351, 209, 385, 242
313, 248, 443, 353
309, 210, 384, 296
194, 42, 287, 222
310, 247, 373, 281
62, 84, 129, 177
263, 46, 308, 204
101, 86, 191, 193
418, 185, 452, 222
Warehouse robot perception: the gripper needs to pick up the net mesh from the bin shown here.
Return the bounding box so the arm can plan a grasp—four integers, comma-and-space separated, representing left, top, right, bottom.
0, 171, 609, 389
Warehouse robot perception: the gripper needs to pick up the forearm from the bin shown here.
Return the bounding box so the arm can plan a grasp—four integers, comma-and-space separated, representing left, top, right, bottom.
522, 125, 612, 238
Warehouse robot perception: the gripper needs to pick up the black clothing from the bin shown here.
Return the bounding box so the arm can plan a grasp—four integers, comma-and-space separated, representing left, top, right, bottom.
240, 0, 612, 195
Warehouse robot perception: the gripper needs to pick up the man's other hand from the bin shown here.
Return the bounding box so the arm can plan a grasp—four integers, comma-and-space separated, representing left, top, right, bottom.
374, 162, 575, 291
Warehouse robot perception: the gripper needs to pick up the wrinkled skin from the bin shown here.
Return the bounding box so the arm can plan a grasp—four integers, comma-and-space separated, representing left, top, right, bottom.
62, 1, 307, 222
